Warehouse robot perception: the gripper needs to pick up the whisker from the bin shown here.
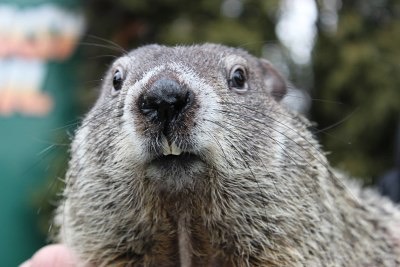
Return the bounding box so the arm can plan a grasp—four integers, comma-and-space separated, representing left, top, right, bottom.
214, 106, 359, 203
85, 34, 128, 54
313, 107, 359, 134
79, 42, 125, 54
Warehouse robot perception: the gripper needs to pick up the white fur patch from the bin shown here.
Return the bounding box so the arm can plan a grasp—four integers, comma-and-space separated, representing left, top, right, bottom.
73, 124, 90, 161
167, 62, 223, 154
121, 65, 166, 161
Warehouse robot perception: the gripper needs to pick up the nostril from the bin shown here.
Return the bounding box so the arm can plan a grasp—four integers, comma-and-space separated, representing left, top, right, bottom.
138, 79, 193, 123
139, 95, 158, 119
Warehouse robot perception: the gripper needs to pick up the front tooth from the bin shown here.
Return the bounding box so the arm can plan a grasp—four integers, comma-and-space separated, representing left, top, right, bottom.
170, 142, 182, 155
161, 134, 172, 155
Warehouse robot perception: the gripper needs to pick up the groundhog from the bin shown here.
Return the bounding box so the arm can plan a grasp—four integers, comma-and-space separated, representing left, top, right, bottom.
55, 44, 400, 266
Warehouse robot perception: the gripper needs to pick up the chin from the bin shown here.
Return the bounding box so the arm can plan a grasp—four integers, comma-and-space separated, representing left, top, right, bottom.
145, 153, 208, 192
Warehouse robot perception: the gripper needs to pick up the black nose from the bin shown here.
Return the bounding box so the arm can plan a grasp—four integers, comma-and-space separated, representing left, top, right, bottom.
139, 79, 193, 123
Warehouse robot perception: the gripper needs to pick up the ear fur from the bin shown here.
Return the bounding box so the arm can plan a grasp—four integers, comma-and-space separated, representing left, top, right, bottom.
259, 58, 311, 114
258, 58, 287, 101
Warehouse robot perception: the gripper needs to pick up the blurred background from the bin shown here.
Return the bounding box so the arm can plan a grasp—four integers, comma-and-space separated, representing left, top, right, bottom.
0, 0, 399, 265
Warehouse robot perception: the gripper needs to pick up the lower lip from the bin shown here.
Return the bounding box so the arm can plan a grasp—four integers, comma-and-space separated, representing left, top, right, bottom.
150, 153, 201, 168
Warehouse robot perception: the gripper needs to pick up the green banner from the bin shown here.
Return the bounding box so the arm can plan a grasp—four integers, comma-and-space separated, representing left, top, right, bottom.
0, 1, 84, 265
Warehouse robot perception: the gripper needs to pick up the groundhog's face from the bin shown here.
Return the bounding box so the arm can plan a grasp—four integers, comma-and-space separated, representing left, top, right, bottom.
82, 44, 289, 192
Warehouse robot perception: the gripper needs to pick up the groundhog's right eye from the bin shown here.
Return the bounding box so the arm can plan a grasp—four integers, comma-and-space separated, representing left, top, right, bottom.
228, 65, 249, 93
112, 69, 124, 92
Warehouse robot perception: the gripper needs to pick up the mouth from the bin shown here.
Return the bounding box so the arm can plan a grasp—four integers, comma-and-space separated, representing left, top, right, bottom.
150, 153, 202, 169
143, 135, 208, 190
146, 135, 202, 171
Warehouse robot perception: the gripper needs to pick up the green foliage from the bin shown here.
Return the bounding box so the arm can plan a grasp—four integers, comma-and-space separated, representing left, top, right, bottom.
312, 0, 400, 182
85, 0, 279, 53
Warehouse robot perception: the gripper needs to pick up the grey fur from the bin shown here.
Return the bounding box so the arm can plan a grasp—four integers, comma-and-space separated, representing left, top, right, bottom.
56, 44, 400, 267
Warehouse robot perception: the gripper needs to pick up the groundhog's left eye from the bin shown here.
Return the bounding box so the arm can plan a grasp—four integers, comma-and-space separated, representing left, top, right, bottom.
229, 66, 248, 93
112, 69, 124, 92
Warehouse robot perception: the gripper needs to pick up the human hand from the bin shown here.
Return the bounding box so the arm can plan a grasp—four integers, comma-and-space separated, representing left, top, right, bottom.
19, 244, 79, 267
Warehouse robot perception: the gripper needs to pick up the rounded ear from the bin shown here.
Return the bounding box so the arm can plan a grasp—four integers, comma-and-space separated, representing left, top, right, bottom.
258, 58, 287, 101
258, 59, 311, 114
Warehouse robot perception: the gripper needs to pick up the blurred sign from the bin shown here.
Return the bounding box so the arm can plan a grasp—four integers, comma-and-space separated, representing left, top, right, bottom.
0, 2, 84, 266
0, 4, 84, 116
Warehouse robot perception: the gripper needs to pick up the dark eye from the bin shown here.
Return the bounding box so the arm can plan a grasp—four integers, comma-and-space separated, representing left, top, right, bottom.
229, 66, 248, 92
113, 69, 124, 91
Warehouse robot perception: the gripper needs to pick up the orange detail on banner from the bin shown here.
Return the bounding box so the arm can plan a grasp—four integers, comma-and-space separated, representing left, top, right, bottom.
0, 90, 53, 117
